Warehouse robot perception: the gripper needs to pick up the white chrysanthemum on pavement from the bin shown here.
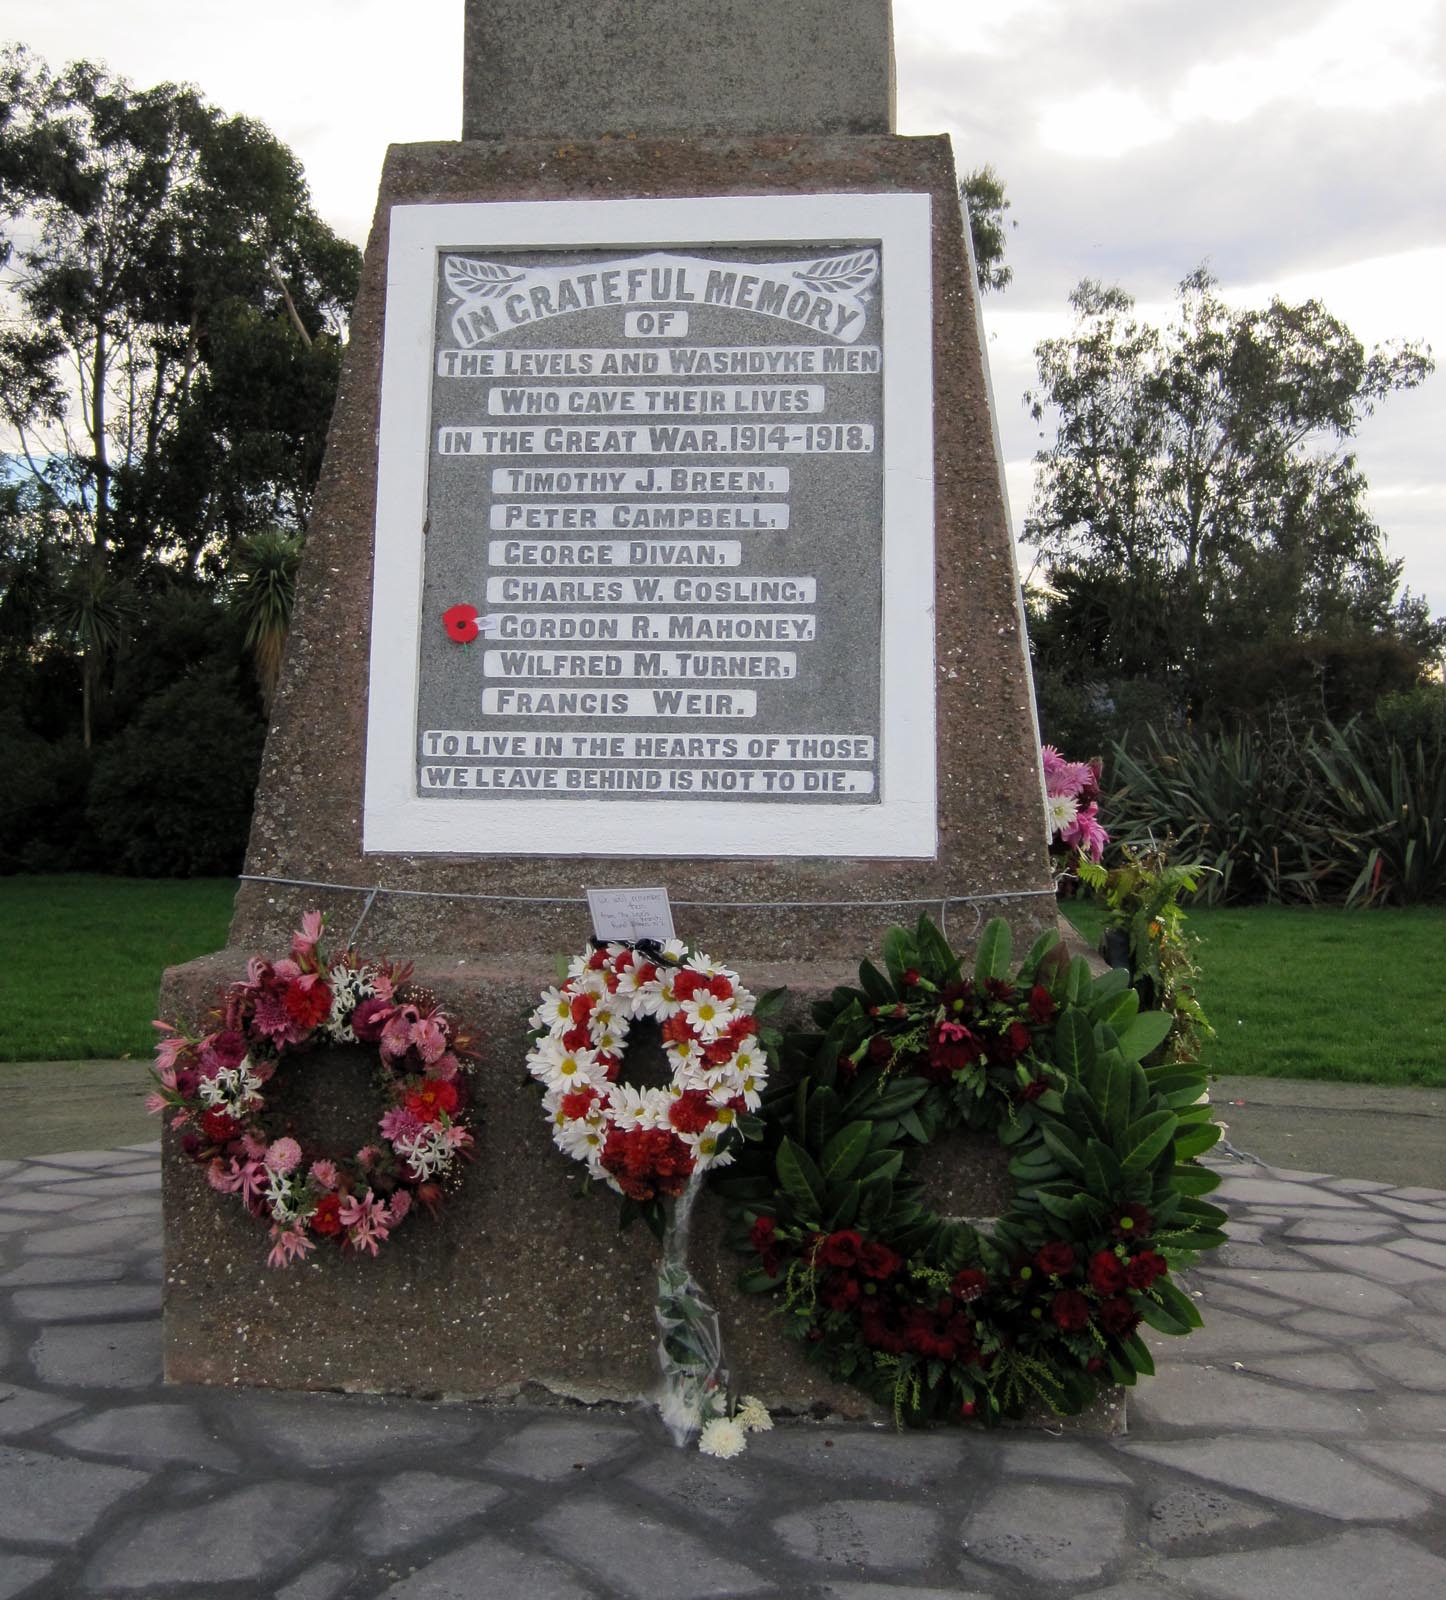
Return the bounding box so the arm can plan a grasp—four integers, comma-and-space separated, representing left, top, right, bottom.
698, 1417, 748, 1458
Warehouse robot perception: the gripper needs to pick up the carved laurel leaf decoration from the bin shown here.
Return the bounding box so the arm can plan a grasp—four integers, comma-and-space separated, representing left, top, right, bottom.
444, 256, 526, 301
793, 249, 879, 297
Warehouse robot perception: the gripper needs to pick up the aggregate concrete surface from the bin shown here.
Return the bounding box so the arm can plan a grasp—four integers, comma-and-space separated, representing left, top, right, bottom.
0, 1141, 1443, 1600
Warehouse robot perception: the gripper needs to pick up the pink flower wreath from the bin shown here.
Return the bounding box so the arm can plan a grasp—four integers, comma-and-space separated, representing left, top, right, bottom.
149, 912, 477, 1268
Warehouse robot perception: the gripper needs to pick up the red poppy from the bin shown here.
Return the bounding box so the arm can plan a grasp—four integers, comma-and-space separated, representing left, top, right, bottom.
442, 603, 480, 643
310, 1193, 343, 1236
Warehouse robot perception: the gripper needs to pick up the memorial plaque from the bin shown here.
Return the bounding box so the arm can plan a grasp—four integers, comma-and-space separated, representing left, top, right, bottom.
365, 194, 935, 858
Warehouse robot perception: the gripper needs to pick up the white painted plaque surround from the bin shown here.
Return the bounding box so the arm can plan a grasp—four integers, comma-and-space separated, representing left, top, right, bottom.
364, 194, 935, 857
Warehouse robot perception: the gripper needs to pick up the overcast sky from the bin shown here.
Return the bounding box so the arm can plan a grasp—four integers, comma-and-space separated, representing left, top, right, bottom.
6, 0, 1444, 616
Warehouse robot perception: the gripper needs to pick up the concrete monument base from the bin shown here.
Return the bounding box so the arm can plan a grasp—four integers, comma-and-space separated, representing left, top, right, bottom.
158, 950, 1122, 1434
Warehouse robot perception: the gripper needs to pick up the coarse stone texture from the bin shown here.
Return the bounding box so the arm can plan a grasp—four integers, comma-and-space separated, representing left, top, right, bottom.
356, 1471, 509, 1555
1143, 1306, 1322, 1361
378, 1536, 598, 1600
0, 1557, 53, 1600
228, 133, 1052, 969
463, 0, 894, 139
1209, 1178, 1365, 1209
1283, 1216, 1398, 1243
23, 1217, 157, 1257
29, 1319, 161, 1389
772, 1498, 944, 1572
1147, 1484, 1275, 1550
540, 1492, 770, 1598
52, 1402, 239, 1470
0, 1445, 149, 1544
1244, 1352, 1376, 1390
1202, 1269, 1412, 1317
482, 1417, 637, 1481
1349, 1440, 1446, 1495
221, 1391, 480, 1468
0, 1382, 84, 1436
1128, 1363, 1366, 1433
815, 1586, 994, 1600
960, 1483, 1129, 1586
1292, 1243, 1441, 1284
624, 1450, 770, 1523
277, 1564, 355, 1600
0, 1189, 96, 1213
1283, 1309, 1391, 1341
80, 1481, 337, 1591
994, 1438, 1130, 1484
0, 1255, 127, 1287
11, 1284, 160, 1320
1166, 1528, 1446, 1600
1390, 1235, 1446, 1266
1357, 1338, 1446, 1390
1122, 1438, 1432, 1521
744, 1426, 968, 1487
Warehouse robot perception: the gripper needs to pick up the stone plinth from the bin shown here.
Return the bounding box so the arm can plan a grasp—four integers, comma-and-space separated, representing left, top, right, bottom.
231, 133, 1054, 961
462, 1, 896, 140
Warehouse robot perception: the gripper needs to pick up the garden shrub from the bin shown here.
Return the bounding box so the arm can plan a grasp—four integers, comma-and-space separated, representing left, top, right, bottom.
86, 670, 265, 876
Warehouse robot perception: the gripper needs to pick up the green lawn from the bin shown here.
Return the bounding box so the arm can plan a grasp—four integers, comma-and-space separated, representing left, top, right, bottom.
0, 876, 235, 1061
1, 876, 1442, 1088
1064, 900, 1446, 1089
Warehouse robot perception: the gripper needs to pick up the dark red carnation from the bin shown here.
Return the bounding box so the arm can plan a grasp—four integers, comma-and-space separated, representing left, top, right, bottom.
1097, 1296, 1140, 1335
569, 992, 597, 1025
201, 1108, 241, 1146
725, 1013, 758, 1042
868, 1034, 894, 1065
816, 1229, 864, 1269
706, 973, 734, 1001
1051, 1289, 1091, 1331
928, 1020, 983, 1078
749, 1214, 776, 1250
1036, 1241, 1078, 1278
599, 1126, 694, 1201
1027, 984, 1056, 1024
1088, 1249, 1127, 1295
561, 1024, 592, 1053
858, 1241, 902, 1280
1125, 1249, 1168, 1289
820, 1273, 860, 1311
983, 978, 1016, 1003
1016, 1078, 1049, 1102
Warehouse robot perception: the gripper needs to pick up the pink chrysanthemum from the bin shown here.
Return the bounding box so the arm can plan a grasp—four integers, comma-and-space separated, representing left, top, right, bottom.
265, 1137, 303, 1175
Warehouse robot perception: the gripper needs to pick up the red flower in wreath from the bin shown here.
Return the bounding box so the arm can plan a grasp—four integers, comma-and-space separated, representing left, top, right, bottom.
443, 603, 480, 643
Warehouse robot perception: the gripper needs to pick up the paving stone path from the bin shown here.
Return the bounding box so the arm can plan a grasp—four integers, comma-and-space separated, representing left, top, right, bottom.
0, 1143, 1442, 1599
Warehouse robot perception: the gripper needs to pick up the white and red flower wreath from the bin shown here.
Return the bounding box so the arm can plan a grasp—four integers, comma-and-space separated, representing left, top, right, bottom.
526, 941, 769, 1203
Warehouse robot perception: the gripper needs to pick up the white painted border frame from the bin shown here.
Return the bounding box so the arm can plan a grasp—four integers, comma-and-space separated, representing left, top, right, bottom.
363, 193, 935, 858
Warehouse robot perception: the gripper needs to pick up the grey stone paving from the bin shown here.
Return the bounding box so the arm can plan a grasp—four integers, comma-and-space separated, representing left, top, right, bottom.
0, 1141, 1441, 1599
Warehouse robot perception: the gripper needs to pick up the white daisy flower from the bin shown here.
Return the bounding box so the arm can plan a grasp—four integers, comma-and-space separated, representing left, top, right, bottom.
557, 1118, 607, 1161
539, 1045, 601, 1094
737, 1396, 773, 1433
680, 991, 738, 1041
531, 986, 575, 1031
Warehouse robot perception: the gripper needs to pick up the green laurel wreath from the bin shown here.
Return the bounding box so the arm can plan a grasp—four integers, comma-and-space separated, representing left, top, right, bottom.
718, 915, 1227, 1425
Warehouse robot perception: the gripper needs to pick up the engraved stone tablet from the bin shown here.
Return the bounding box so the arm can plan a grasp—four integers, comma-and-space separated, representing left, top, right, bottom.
366, 194, 935, 858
